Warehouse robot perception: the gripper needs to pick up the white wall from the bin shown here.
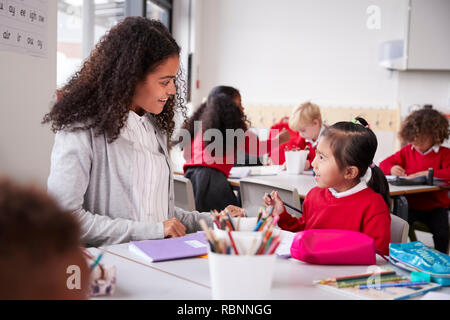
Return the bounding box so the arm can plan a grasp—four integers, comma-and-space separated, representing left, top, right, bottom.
0, 2, 57, 186
188, 0, 449, 154
191, 0, 407, 108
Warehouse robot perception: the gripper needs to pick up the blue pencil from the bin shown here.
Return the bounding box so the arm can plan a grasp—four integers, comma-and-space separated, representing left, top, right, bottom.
90, 249, 106, 271
359, 281, 429, 289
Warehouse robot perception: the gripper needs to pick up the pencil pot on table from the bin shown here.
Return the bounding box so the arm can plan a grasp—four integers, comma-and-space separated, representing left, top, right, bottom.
207, 231, 276, 300
285, 150, 309, 174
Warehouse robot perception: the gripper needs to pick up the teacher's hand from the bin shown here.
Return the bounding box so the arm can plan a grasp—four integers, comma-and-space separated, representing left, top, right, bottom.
163, 218, 186, 238
225, 205, 245, 217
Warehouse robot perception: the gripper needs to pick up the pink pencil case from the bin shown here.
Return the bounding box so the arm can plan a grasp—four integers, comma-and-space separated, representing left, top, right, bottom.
290, 229, 379, 265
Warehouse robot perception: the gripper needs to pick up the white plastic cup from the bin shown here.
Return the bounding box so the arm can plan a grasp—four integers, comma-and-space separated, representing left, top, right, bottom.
208, 249, 276, 300
285, 150, 309, 174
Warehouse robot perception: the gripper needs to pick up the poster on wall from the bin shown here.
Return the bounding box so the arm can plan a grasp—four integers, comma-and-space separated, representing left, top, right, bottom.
0, 0, 47, 58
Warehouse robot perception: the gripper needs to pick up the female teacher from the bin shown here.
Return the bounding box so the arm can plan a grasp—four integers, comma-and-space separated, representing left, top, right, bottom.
43, 17, 240, 247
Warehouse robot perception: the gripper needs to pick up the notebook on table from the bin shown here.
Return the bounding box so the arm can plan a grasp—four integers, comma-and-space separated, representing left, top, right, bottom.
129, 232, 208, 263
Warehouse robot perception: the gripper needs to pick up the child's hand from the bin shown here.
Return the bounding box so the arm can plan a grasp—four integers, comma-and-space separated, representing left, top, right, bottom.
225, 205, 245, 217
281, 162, 287, 171
407, 171, 428, 179
263, 191, 285, 216
390, 165, 406, 176
304, 160, 310, 170
277, 129, 291, 145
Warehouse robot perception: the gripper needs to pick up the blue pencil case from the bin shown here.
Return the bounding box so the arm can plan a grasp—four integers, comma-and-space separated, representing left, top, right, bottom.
389, 242, 450, 286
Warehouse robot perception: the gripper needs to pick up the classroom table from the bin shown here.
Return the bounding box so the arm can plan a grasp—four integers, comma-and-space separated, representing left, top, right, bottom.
90, 243, 450, 300
87, 247, 211, 300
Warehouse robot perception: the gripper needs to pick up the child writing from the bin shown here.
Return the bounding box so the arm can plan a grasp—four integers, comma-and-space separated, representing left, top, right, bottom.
379, 108, 449, 254
0, 178, 90, 299
182, 86, 290, 212
264, 117, 391, 255
269, 101, 326, 168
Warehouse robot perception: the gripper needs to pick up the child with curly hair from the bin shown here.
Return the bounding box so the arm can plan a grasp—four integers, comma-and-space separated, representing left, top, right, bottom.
182, 86, 290, 212
380, 108, 450, 253
43, 18, 243, 247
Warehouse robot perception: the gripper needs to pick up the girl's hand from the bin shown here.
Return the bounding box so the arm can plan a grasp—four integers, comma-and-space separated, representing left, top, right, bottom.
163, 218, 186, 238
390, 165, 406, 176
263, 191, 285, 216
225, 205, 245, 217
281, 162, 287, 171
407, 171, 428, 179
277, 129, 291, 145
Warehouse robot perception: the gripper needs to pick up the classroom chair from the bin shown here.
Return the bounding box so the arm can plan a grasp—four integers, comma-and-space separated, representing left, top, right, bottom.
173, 175, 196, 211
239, 179, 301, 217
390, 214, 410, 243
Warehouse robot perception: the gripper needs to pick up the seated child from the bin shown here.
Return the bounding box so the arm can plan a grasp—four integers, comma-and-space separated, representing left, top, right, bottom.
0, 178, 90, 299
182, 86, 290, 212
269, 101, 326, 168
379, 108, 450, 254
264, 117, 392, 255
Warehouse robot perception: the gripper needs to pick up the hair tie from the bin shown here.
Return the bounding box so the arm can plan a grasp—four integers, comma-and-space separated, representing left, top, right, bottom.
369, 163, 375, 168
365, 124, 370, 129
351, 119, 358, 124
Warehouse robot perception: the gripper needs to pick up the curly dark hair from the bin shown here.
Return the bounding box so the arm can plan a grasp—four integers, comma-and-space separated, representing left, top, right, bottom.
180, 86, 250, 155
399, 108, 449, 145
42, 17, 187, 142
182, 86, 249, 138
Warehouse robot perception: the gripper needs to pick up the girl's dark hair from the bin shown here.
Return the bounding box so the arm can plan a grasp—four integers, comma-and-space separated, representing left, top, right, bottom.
321, 117, 390, 206
182, 86, 250, 146
399, 108, 449, 145
42, 17, 187, 142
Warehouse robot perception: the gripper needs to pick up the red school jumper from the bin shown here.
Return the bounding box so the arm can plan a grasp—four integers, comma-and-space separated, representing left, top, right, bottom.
183, 130, 277, 178
379, 145, 450, 211
267, 117, 316, 165
277, 187, 391, 256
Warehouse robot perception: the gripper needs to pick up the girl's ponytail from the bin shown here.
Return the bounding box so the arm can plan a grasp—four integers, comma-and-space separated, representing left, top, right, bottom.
367, 165, 390, 207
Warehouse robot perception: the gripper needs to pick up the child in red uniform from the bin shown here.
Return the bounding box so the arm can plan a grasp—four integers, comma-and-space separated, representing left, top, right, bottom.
379, 108, 449, 253
264, 117, 391, 255
182, 86, 290, 212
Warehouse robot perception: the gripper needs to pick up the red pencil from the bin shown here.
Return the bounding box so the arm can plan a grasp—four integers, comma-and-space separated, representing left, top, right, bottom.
226, 228, 239, 255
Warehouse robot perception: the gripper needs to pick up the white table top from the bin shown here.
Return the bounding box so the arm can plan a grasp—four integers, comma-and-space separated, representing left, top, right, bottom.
87, 247, 210, 300
94, 243, 450, 300
229, 167, 442, 198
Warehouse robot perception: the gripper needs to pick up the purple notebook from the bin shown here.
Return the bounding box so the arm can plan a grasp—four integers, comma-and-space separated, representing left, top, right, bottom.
129, 232, 208, 262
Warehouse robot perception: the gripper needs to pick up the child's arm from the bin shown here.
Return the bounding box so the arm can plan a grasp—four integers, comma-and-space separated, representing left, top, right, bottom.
379, 149, 406, 176
362, 211, 391, 256
264, 191, 306, 232
434, 149, 450, 180
240, 129, 290, 156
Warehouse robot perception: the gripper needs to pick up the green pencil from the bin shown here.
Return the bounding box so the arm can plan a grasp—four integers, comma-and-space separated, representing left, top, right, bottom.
337, 276, 407, 288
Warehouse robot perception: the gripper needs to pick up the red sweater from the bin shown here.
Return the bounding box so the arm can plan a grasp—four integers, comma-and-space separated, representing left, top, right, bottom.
278, 187, 391, 255
379, 145, 450, 211
183, 131, 276, 178
268, 118, 316, 165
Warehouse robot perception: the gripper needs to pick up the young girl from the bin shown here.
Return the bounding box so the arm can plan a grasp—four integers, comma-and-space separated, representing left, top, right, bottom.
43, 18, 240, 247
182, 86, 290, 212
379, 108, 449, 254
264, 117, 392, 255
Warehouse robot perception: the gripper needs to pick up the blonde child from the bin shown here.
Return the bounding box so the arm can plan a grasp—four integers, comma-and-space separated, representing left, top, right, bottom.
265, 117, 391, 255
379, 108, 449, 253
